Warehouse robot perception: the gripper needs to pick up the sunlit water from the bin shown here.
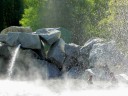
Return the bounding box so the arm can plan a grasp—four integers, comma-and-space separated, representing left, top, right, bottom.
0, 79, 128, 96
8, 44, 21, 78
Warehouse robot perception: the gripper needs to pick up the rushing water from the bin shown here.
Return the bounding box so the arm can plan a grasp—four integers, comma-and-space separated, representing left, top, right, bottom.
0, 79, 128, 96
8, 44, 21, 78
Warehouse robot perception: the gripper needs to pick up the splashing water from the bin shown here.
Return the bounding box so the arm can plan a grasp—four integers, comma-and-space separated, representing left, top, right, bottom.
0, 79, 128, 96
8, 44, 21, 78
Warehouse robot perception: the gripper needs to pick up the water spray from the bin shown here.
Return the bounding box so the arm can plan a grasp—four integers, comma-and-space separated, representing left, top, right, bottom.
8, 44, 21, 79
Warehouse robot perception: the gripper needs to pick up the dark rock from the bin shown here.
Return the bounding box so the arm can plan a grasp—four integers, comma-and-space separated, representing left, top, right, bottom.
6, 32, 20, 46
35, 28, 61, 45
66, 66, 84, 79
77, 38, 104, 68
0, 43, 11, 75
0, 34, 7, 43
80, 38, 103, 56
12, 49, 42, 79
19, 33, 41, 49
32, 44, 46, 60
64, 43, 80, 58
39, 60, 61, 79
48, 38, 66, 68
63, 56, 77, 72
0, 43, 11, 59
6, 32, 42, 49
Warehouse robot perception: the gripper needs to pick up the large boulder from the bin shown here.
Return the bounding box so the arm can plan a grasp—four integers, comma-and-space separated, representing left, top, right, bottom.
48, 38, 66, 68
78, 38, 104, 68
32, 43, 46, 60
1, 26, 32, 34
0, 43, 11, 59
0, 43, 11, 75
19, 33, 41, 49
63, 56, 77, 71
89, 41, 126, 73
64, 43, 80, 58
91, 65, 111, 81
38, 60, 61, 79
6, 32, 20, 46
12, 49, 41, 79
34, 28, 61, 45
80, 38, 103, 57
66, 66, 84, 79
6, 32, 42, 49
0, 34, 7, 43
63, 43, 80, 71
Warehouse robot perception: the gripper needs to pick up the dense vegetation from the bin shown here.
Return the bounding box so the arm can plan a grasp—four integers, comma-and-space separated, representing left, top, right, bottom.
0, 0, 128, 45
0, 0, 24, 31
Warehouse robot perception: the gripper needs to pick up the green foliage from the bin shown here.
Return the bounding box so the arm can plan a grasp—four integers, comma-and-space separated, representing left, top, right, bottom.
20, 0, 111, 44
20, 0, 47, 31
0, 0, 24, 31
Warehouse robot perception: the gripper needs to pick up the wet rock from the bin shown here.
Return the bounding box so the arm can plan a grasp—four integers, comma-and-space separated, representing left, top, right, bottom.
82, 69, 95, 80
12, 49, 42, 79
6, 32, 20, 46
32, 44, 46, 60
78, 38, 104, 68
0, 34, 7, 43
35, 28, 61, 45
0, 43, 11, 59
1, 26, 32, 34
48, 38, 65, 68
91, 65, 111, 81
66, 66, 84, 79
89, 41, 125, 71
0, 43, 11, 75
64, 43, 80, 58
80, 38, 103, 57
6, 32, 42, 49
19, 33, 41, 49
63, 56, 77, 71
39, 60, 61, 79
0, 57, 8, 74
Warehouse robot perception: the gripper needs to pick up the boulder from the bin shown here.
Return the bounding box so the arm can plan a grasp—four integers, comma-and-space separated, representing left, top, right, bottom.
1, 26, 32, 34
19, 33, 41, 49
0, 34, 7, 43
91, 65, 111, 81
63, 56, 77, 71
0, 43, 11, 74
0, 43, 11, 59
64, 43, 80, 58
6, 32, 42, 49
0, 57, 8, 74
48, 38, 66, 68
12, 49, 42, 79
6, 32, 20, 46
66, 66, 84, 79
35, 28, 61, 45
77, 38, 104, 68
32, 43, 46, 60
89, 41, 125, 72
80, 38, 103, 57
39, 60, 61, 79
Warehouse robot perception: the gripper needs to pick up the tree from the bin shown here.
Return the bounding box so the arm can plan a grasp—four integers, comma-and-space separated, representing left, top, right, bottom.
0, 0, 24, 31
20, 0, 110, 45
20, 0, 47, 31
